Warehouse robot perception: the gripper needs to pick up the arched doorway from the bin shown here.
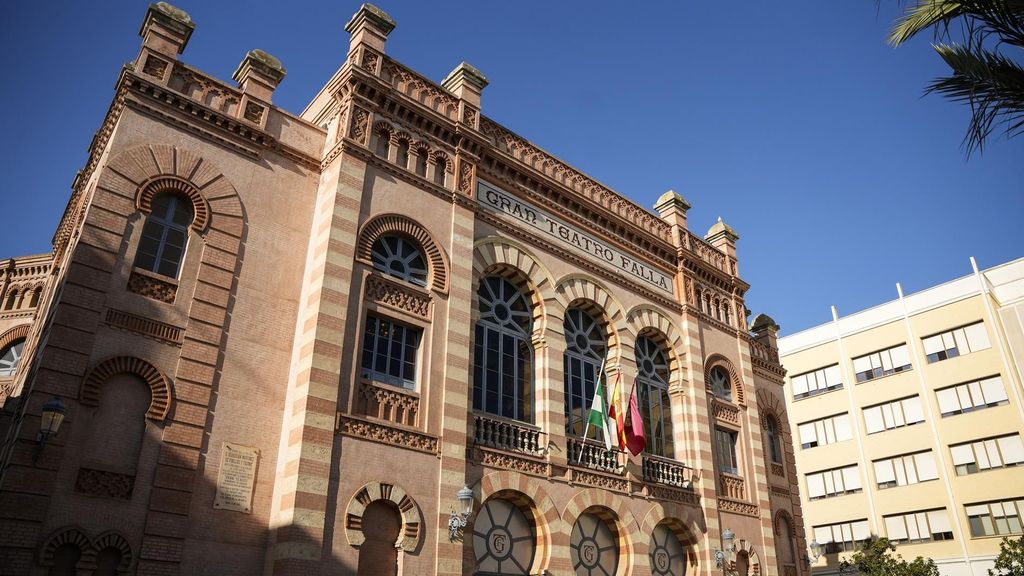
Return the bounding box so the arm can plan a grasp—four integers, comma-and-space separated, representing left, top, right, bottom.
357, 500, 401, 576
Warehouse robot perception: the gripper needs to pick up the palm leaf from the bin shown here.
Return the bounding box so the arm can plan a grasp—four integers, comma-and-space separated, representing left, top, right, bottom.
927, 43, 1024, 153
889, 0, 968, 46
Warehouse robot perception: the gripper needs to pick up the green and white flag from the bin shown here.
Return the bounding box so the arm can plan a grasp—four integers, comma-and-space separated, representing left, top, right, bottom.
586, 367, 614, 451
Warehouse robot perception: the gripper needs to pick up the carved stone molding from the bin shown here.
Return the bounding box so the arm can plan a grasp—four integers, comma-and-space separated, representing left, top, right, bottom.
127, 269, 177, 303
770, 485, 791, 496
712, 399, 740, 425
718, 497, 759, 517
103, 308, 184, 345
770, 462, 786, 477
365, 274, 430, 319
336, 414, 438, 454
75, 467, 135, 499
349, 106, 370, 144
647, 484, 701, 507
356, 379, 419, 427
472, 446, 549, 477
718, 473, 745, 500
569, 468, 630, 493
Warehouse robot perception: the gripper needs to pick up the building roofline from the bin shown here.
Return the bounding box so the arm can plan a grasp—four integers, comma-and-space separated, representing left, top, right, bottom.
778, 256, 1024, 356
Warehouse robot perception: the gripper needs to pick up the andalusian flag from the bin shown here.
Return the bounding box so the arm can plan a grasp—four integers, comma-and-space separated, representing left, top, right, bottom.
586, 369, 615, 451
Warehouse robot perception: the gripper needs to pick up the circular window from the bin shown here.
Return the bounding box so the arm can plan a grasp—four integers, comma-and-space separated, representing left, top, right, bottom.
473, 498, 535, 575
570, 512, 618, 576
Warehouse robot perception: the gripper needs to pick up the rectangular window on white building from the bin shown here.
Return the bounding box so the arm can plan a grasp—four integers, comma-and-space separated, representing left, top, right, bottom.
806, 464, 862, 500
922, 321, 991, 363
792, 364, 843, 400
966, 499, 1024, 537
883, 509, 954, 544
950, 434, 1024, 476
852, 344, 912, 383
798, 413, 853, 449
812, 520, 871, 554
936, 376, 1009, 417
862, 396, 925, 435
873, 451, 939, 489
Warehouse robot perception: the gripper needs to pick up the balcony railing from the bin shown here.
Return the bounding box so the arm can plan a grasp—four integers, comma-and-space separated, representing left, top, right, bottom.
472, 413, 545, 456
718, 472, 745, 500
642, 454, 694, 488
567, 437, 625, 474
356, 379, 420, 427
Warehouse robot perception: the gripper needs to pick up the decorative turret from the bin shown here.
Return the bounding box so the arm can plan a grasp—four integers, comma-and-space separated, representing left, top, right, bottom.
345, 3, 396, 54
441, 62, 488, 110
705, 216, 739, 275
139, 2, 194, 58
654, 190, 691, 230
233, 49, 286, 103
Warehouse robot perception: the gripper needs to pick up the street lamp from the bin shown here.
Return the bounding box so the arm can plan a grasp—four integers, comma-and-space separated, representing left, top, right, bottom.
447, 485, 474, 541
804, 539, 823, 569
34, 396, 67, 463
715, 528, 736, 573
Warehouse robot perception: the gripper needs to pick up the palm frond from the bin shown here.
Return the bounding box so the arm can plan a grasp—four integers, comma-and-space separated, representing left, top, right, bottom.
927, 43, 1024, 153
889, 1, 968, 46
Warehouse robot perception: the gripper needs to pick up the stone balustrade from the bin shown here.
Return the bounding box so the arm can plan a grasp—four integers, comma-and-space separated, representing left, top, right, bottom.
567, 437, 625, 474
642, 454, 695, 488
472, 413, 545, 456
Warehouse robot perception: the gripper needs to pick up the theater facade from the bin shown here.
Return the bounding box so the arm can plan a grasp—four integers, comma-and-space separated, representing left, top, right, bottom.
0, 3, 807, 575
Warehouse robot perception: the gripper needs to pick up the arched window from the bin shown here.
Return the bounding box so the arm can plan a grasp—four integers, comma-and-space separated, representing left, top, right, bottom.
82, 373, 152, 480
4, 289, 18, 310
473, 498, 536, 575
414, 148, 428, 177
396, 139, 410, 169
709, 366, 732, 401
765, 416, 783, 464
375, 129, 391, 158
49, 543, 81, 576
564, 308, 608, 438
94, 547, 123, 576
133, 193, 193, 278
0, 339, 24, 377
650, 524, 687, 576
570, 512, 619, 576
636, 335, 672, 457
370, 235, 428, 287
432, 156, 447, 186
473, 277, 532, 421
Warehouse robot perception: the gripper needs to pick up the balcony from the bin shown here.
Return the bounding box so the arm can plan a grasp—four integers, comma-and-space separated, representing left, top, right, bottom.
472, 413, 545, 456
567, 437, 625, 474
718, 472, 745, 500
356, 379, 419, 427
642, 454, 694, 488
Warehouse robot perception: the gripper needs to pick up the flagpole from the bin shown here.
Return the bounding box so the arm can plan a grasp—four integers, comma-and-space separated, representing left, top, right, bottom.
579, 355, 607, 460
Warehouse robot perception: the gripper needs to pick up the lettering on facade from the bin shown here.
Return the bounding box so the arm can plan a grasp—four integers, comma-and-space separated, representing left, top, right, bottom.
213, 443, 259, 513
478, 180, 673, 293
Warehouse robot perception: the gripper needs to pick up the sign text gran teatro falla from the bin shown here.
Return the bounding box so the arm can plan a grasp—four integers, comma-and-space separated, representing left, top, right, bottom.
479, 180, 674, 294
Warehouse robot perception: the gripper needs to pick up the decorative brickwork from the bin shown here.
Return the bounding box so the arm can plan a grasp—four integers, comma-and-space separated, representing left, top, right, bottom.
355, 379, 419, 426
364, 274, 431, 318
75, 467, 136, 499
705, 353, 746, 406
336, 414, 438, 454
136, 175, 210, 232
344, 481, 422, 551
103, 308, 184, 345
356, 213, 449, 292
127, 269, 177, 303
80, 356, 171, 421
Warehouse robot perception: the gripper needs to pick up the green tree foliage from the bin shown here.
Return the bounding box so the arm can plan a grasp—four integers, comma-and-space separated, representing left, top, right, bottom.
839, 537, 939, 576
989, 536, 1024, 576
888, 1, 1024, 155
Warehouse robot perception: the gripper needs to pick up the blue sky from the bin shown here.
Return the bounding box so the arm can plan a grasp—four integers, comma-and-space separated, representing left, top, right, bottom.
2, 1, 1021, 334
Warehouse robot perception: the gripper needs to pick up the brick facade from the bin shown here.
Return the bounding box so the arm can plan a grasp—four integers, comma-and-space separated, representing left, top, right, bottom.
0, 3, 807, 575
